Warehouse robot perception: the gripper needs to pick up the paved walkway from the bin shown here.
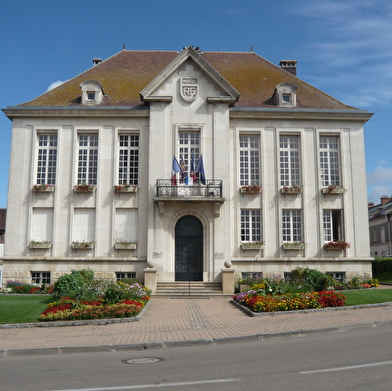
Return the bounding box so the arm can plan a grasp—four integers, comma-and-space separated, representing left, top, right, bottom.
2, 292, 392, 356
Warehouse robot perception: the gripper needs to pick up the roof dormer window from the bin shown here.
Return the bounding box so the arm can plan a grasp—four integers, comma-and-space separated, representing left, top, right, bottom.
274, 82, 298, 107
87, 91, 96, 101
80, 80, 103, 105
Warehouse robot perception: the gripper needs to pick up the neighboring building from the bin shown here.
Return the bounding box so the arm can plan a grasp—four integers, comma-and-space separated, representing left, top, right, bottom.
368, 197, 392, 258
1, 46, 373, 291
0, 208, 5, 285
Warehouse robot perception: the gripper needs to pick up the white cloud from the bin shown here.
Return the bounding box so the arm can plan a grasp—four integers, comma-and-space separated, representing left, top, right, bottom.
367, 162, 392, 202
288, 1, 392, 108
46, 80, 66, 92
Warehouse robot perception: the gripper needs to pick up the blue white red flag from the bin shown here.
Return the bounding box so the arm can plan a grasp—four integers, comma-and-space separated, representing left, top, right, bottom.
195, 155, 206, 185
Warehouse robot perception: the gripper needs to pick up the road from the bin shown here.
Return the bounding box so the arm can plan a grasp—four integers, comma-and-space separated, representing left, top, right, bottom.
1, 324, 392, 391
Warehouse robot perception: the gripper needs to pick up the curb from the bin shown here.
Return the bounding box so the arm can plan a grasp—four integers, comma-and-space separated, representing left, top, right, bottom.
2, 319, 392, 357
229, 299, 392, 317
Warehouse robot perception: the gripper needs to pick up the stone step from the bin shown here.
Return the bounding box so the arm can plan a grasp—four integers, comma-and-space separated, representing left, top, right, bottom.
155, 282, 223, 296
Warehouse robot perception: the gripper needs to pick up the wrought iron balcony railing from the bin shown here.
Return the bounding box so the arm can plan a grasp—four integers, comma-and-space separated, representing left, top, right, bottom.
156, 179, 223, 198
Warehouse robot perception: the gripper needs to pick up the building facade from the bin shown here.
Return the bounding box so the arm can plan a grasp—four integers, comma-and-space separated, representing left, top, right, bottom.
1, 46, 373, 291
368, 197, 392, 258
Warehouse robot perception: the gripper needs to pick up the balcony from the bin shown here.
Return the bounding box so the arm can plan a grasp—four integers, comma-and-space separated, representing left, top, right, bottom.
154, 179, 225, 216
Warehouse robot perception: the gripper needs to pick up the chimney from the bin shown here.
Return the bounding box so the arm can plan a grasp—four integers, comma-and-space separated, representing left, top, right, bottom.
92, 58, 102, 66
381, 196, 392, 205
368, 202, 375, 209
280, 60, 297, 76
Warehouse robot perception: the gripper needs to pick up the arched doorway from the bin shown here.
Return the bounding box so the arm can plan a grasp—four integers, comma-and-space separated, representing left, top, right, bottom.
175, 215, 203, 281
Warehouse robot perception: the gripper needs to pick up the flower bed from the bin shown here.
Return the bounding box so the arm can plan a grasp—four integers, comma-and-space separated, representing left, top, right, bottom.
39, 298, 146, 321
232, 290, 346, 313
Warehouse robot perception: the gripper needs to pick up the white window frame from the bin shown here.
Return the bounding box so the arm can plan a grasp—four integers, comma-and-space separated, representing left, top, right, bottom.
320, 136, 340, 187
241, 209, 261, 242
239, 135, 260, 186
118, 134, 139, 185
31, 271, 51, 285
323, 209, 344, 242
77, 133, 98, 185
282, 210, 302, 242
178, 130, 200, 178
116, 272, 136, 281
36, 133, 58, 185
279, 136, 300, 187
326, 272, 345, 282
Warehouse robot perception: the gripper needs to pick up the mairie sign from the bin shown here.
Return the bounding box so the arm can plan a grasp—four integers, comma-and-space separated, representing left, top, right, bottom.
180, 77, 198, 102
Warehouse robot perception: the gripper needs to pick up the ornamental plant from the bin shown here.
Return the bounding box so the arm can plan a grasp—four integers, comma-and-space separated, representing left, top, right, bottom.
282, 184, 303, 192
113, 184, 138, 193
324, 184, 346, 193
324, 241, 350, 250
73, 183, 96, 192
114, 239, 139, 245
240, 184, 262, 193
232, 290, 346, 313
32, 184, 55, 191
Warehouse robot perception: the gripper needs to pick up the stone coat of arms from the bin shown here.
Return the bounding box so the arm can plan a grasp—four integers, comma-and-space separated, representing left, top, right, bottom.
180, 77, 198, 102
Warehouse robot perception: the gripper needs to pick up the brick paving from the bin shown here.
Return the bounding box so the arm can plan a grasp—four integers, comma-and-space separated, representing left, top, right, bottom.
1, 293, 392, 355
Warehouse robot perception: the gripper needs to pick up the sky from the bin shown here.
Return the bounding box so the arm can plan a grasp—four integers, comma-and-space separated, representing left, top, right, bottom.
1, 0, 391, 208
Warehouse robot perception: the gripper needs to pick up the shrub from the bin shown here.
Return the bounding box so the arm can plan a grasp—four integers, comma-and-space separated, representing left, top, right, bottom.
52, 269, 96, 300
290, 267, 334, 292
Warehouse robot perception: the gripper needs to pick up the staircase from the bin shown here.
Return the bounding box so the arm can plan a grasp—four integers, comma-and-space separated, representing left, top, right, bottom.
155, 281, 223, 297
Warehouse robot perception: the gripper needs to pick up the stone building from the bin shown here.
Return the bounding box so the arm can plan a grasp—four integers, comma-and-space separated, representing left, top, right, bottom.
1, 46, 373, 293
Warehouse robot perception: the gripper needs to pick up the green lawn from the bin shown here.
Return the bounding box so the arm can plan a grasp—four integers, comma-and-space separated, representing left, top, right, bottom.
0, 295, 52, 324
343, 288, 392, 306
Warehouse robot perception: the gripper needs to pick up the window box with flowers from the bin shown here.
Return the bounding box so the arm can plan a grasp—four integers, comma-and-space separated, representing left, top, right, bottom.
73, 183, 96, 193
241, 241, 264, 250
321, 185, 346, 195
113, 184, 138, 193
72, 240, 95, 250
324, 241, 350, 250
29, 240, 53, 249
32, 184, 55, 193
114, 239, 138, 250
282, 241, 305, 250
281, 184, 303, 194
240, 184, 262, 194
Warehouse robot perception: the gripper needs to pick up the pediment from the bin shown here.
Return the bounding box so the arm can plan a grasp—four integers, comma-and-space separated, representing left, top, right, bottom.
140, 46, 240, 105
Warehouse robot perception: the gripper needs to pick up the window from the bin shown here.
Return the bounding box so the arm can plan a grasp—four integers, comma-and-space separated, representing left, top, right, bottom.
32, 208, 54, 242
37, 134, 57, 185
31, 272, 51, 285
119, 135, 139, 185
323, 210, 343, 242
326, 272, 345, 282
116, 272, 136, 281
381, 226, 386, 243
80, 80, 103, 105
239, 135, 260, 186
77, 134, 98, 185
241, 209, 261, 242
74, 208, 95, 243
274, 82, 297, 107
320, 136, 340, 187
280, 136, 300, 187
87, 91, 96, 101
282, 210, 302, 242
115, 208, 137, 242
178, 131, 200, 177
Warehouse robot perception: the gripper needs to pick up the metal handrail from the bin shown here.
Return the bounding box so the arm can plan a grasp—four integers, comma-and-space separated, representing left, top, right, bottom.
156, 179, 223, 198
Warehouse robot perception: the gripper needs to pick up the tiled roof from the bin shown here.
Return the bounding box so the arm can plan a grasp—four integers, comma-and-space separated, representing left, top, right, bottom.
19, 49, 355, 110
